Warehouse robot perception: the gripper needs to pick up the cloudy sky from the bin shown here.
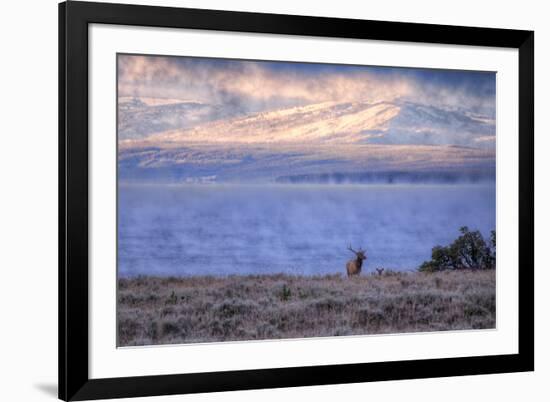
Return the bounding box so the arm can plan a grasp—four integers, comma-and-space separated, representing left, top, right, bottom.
117, 54, 496, 182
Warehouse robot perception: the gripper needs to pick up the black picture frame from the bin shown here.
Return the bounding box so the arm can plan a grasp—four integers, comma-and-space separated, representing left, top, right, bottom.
59, 1, 534, 400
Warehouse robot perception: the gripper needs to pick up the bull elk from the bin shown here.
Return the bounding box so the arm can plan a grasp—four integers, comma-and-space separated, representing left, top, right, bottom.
346, 245, 367, 277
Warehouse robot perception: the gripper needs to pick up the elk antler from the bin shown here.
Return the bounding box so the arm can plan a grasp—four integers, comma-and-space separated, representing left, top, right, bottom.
347, 244, 358, 254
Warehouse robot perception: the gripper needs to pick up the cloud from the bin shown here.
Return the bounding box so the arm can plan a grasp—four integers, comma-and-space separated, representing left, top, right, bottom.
118, 55, 495, 116
117, 55, 414, 109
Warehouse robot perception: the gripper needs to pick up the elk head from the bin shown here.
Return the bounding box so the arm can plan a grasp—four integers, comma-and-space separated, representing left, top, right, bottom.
347, 245, 367, 261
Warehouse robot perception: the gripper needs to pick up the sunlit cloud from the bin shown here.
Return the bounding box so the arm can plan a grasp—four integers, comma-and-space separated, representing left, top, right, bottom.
118, 55, 494, 114
118, 55, 413, 107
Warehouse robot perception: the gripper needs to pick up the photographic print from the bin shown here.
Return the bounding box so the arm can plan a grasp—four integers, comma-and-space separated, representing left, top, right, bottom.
116, 54, 496, 347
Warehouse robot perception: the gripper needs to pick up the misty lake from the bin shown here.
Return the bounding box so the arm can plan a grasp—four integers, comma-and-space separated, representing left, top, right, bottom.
118, 184, 495, 277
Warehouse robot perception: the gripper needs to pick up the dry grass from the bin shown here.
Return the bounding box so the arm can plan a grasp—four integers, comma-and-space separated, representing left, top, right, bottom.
117, 270, 495, 346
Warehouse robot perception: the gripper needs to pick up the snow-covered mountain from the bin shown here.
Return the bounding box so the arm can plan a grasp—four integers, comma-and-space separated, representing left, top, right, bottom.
146, 101, 400, 144
118, 97, 232, 139
118, 98, 495, 183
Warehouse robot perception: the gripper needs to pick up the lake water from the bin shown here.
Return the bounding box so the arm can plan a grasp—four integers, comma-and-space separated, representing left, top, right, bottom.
118, 184, 495, 277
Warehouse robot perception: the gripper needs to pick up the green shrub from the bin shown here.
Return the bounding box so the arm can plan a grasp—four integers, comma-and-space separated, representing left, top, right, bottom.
277, 284, 292, 301
419, 227, 495, 272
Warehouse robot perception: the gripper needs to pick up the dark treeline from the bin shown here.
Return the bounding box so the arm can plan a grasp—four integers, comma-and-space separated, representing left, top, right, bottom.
275, 170, 495, 185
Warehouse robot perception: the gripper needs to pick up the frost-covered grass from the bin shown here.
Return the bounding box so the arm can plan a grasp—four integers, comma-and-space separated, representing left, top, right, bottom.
117, 270, 495, 346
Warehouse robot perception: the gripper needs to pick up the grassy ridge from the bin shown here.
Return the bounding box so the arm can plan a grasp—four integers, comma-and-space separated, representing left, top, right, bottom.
117, 270, 495, 346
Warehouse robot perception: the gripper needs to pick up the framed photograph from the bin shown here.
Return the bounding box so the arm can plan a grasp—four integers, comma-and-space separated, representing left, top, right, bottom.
59, 1, 534, 400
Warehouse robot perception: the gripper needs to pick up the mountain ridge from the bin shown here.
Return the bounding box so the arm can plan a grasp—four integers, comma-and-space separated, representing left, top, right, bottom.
118, 98, 495, 183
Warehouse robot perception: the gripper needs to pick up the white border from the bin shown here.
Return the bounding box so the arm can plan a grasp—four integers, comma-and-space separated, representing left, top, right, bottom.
89, 24, 518, 379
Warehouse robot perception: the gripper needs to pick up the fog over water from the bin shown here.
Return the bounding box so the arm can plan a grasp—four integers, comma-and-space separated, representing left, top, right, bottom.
118, 183, 495, 277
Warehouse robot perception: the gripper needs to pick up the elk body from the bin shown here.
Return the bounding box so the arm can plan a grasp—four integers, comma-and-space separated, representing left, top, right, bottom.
346, 245, 367, 277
